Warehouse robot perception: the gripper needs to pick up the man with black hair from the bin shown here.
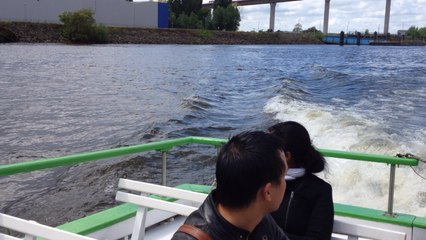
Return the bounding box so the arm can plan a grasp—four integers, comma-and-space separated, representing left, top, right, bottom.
172, 131, 289, 240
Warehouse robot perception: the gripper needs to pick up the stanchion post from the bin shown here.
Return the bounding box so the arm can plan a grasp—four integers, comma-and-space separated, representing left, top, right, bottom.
386, 164, 396, 216
161, 151, 167, 186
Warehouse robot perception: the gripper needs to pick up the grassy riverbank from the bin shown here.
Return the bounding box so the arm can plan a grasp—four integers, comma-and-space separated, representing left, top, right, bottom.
0, 22, 323, 44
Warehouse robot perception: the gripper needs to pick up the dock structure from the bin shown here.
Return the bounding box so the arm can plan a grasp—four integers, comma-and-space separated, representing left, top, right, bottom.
202, 0, 301, 31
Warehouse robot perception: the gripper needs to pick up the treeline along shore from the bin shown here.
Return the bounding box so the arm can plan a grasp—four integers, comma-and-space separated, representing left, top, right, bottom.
0, 22, 323, 44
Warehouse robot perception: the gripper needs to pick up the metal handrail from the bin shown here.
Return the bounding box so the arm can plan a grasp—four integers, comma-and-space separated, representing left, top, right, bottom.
319, 148, 418, 165
0, 136, 225, 176
0, 136, 419, 216
0, 136, 418, 176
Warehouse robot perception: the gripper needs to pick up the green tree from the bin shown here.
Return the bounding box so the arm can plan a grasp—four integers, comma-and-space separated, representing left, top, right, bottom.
169, 12, 178, 28
364, 29, 369, 35
303, 26, 323, 39
168, 0, 240, 31
59, 9, 108, 43
223, 5, 240, 31
304, 26, 318, 32
168, 0, 204, 29
212, 6, 225, 30
293, 23, 302, 33
211, 3, 240, 31
177, 12, 202, 29
213, 0, 232, 8
169, 0, 183, 17
182, 0, 202, 15
418, 27, 426, 38
406, 26, 419, 39
198, 8, 212, 29
176, 13, 189, 28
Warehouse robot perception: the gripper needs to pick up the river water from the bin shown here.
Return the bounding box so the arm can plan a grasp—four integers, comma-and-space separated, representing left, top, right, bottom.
0, 43, 425, 226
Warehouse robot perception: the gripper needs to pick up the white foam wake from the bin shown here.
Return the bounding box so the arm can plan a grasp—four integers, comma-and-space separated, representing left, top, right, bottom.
264, 96, 426, 217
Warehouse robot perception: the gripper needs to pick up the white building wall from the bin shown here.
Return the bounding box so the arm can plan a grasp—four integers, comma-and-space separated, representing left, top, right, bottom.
134, 2, 159, 28
0, 0, 162, 28
95, 0, 134, 27
0, 0, 28, 22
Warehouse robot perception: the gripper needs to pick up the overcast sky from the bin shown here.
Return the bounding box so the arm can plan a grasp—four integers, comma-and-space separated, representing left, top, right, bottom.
228, 0, 426, 33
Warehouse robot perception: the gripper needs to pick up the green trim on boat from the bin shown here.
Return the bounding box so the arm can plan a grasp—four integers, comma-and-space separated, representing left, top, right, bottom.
57, 183, 211, 235
334, 203, 415, 227
414, 216, 426, 228
57, 203, 138, 235
176, 183, 211, 194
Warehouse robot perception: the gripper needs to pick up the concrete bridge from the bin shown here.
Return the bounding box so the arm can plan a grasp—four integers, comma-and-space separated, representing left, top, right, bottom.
202, 0, 300, 31
323, 0, 392, 34
203, 0, 393, 35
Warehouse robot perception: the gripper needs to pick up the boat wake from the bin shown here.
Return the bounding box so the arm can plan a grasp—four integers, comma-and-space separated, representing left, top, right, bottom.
264, 96, 426, 217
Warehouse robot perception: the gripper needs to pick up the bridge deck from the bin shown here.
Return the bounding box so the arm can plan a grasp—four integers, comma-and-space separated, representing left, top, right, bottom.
202, 0, 301, 8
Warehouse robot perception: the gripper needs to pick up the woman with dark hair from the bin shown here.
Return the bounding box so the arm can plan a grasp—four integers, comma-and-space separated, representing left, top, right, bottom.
269, 121, 334, 240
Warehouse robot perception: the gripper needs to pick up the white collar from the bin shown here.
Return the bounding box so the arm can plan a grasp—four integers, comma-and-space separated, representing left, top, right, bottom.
285, 168, 306, 181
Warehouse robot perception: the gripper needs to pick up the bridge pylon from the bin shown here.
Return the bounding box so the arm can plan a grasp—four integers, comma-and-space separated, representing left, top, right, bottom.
323, 0, 330, 34
269, 2, 276, 31
384, 0, 391, 35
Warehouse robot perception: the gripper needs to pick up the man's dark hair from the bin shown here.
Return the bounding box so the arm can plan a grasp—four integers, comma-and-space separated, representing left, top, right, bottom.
215, 131, 285, 208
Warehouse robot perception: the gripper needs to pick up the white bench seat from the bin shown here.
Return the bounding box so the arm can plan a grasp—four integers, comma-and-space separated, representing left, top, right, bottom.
0, 213, 97, 240
115, 179, 208, 240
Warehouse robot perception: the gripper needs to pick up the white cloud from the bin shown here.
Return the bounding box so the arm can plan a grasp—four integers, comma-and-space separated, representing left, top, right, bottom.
223, 0, 426, 33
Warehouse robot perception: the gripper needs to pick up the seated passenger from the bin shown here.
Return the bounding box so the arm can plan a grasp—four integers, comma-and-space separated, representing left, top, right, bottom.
171, 131, 289, 240
269, 121, 334, 240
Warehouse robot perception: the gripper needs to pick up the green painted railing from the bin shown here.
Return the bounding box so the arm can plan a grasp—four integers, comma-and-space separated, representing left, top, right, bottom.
0, 136, 419, 215
0, 136, 418, 176
0, 137, 225, 176
319, 148, 418, 166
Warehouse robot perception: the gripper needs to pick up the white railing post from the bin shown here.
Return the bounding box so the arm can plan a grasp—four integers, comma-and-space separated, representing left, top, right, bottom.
130, 206, 148, 240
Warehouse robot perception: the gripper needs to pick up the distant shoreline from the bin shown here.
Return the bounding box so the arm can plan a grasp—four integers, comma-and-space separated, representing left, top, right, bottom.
0, 22, 323, 45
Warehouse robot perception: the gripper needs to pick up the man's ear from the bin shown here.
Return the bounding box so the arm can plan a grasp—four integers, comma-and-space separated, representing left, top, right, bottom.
261, 182, 273, 202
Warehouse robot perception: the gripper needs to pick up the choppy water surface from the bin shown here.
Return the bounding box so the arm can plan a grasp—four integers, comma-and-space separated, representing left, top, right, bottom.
0, 43, 425, 226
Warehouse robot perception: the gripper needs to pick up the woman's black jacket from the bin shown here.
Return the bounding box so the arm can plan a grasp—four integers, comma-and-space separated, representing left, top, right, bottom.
271, 173, 334, 240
